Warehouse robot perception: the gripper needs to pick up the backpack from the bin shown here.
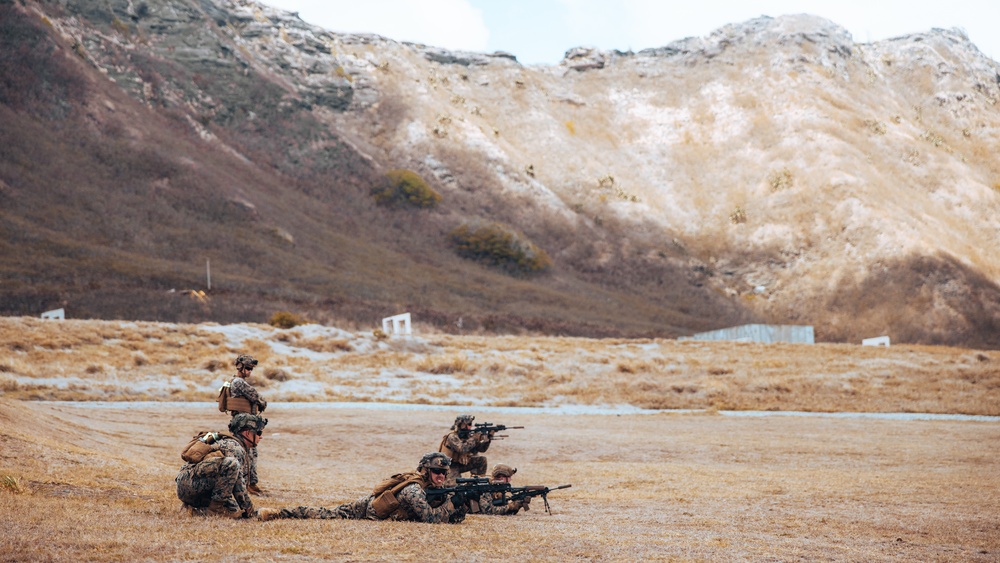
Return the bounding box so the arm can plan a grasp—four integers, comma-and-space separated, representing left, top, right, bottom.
180, 431, 233, 463
370, 472, 426, 519
217, 382, 230, 412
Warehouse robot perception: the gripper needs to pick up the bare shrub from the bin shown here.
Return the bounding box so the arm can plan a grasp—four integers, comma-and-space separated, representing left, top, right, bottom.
617, 361, 636, 374
293, 337, 353, 353
0, 377, 21, 393
418, 354, 472, 375
262, 368, 290, 382
202, 358, 227, 372
767, 167, 794, 191
269, 311, 307, 329
729, 206, 747, 224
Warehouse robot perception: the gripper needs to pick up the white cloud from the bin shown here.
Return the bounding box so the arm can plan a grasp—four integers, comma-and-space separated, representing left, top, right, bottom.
263, 0, 490, 51
262, 0, 999, 64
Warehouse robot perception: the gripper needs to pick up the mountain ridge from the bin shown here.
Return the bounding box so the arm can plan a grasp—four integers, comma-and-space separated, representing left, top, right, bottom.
2, 0, 999, 347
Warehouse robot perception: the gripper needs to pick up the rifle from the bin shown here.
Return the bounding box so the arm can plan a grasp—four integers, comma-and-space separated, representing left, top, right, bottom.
472, 422, 524, 439
508, 484, 571, 514
425, 477, 512, 508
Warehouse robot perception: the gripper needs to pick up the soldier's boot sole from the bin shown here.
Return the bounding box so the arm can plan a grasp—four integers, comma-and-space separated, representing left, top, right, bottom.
257, 508, 282, 521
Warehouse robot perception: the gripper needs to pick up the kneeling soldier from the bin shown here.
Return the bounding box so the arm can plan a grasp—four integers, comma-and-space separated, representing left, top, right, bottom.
258, 452, 466, 524
175, 413, 266, 518
438, 414, 492, 484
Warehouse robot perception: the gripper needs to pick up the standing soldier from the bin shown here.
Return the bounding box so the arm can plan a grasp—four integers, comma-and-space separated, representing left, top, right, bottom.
257, 452, 467, 524
176, 413, 266, 519
471, 464, 531, 515
438, 414, 492, 484
219, 354, 267, 494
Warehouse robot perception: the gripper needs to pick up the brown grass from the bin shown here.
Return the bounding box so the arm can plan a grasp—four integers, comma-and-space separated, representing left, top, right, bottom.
0, 400, 997, 561
2, 317, 998, 415
0, 310, 998, 560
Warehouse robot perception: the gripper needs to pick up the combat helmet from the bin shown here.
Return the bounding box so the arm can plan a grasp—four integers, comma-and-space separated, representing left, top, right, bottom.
418, 452, 452, 471
491, 464, 517, 479
229, 413, 267, 435
234, 355, 258, 370
451, 414, 475, 430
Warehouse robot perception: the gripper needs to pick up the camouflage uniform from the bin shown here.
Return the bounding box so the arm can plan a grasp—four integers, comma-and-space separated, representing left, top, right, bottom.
260, 453, 466, 524
438, 415, 491, 484
228, 355, 267, 489
228, 377, 268, 414
473, 464, 529, 515
272, 483, 462, 523
175, 414, 266, 518
476, 491, 527, 515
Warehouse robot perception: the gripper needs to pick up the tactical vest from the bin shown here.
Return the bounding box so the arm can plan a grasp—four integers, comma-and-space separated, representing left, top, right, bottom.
439, 432, 470, 466
370, 472, 428, 520
218, 378, 257, 414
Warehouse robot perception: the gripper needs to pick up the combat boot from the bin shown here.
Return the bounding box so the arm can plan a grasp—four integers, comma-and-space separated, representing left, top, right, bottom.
257, 508, 282, 521
206, 499, 242, 519
247, 483, 266, 496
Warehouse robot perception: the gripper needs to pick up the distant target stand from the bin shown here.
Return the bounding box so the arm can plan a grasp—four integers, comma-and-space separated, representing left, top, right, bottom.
41, 308, 65, 320
381, 312, 412, 337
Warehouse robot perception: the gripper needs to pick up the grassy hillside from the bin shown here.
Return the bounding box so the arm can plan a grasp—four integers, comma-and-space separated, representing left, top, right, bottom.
4, 1, 1000, 347
0, 2, 752, 336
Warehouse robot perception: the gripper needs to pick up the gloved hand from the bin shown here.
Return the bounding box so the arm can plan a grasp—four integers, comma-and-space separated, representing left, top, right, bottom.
449, 491, 468, 508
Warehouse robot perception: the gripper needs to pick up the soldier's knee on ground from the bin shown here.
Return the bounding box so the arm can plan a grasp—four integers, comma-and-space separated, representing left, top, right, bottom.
207, 499, 242, 519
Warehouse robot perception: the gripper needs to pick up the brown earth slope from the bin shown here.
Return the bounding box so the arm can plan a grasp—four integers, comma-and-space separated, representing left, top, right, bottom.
2, 1, 999, 347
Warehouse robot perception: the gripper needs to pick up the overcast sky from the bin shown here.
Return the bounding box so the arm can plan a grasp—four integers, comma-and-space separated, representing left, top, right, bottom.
260, 0, 998, 65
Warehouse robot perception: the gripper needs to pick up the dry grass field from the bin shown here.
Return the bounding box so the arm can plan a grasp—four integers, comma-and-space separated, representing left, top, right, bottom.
1, 401, 998, 562
1, 316, 999, 561
1, 317, 998, 415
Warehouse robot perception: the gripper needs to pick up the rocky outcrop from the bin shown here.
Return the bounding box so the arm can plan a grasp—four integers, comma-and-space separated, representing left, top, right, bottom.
9, 0, 1000, 346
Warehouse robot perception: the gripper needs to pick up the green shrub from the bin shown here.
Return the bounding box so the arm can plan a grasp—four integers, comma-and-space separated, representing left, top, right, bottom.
372, 169, 442, 208
269, 311, 306, 329
449, 222, 552, 275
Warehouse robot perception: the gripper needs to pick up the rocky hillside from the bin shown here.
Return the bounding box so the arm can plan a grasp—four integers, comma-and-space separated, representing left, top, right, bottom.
2, 0, 999, 347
